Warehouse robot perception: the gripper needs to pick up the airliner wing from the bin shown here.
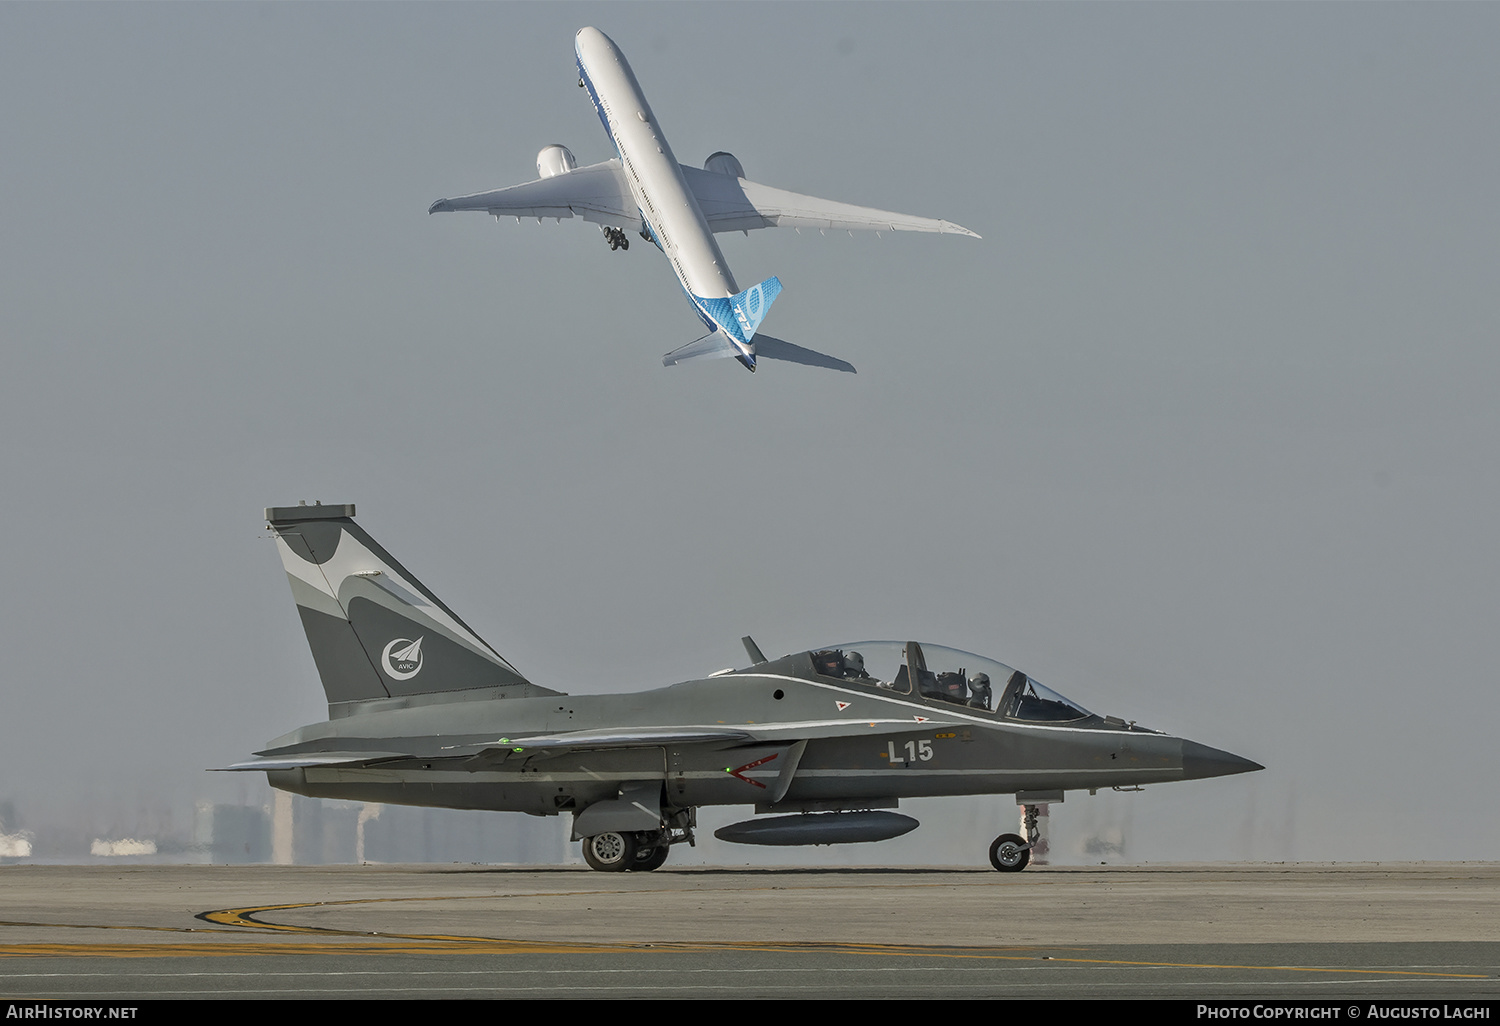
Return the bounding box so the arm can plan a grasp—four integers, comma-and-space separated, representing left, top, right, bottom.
429, 160, 638, 228
681, 165, 980, 238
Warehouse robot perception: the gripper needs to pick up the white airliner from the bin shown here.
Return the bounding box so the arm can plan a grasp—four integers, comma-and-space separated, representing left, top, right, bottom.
430, 28, 978, 373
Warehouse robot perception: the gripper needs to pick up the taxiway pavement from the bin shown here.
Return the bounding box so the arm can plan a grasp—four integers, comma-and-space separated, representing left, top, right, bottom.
1, 863, 1496, 999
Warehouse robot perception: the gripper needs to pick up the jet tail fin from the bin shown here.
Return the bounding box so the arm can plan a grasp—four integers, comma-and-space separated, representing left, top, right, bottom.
265, 503, 560, 714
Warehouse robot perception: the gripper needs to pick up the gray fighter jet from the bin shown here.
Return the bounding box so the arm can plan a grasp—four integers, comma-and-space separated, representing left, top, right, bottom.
224, 503, 1262, 872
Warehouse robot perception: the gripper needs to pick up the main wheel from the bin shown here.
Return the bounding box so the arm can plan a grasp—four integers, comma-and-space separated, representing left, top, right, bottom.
631, 845, 670, 872
582, 831, 638, 872
989, 833, 1030, 872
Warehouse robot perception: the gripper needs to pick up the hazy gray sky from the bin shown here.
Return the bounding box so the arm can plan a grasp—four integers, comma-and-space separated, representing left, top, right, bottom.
2, 3, 1497, 863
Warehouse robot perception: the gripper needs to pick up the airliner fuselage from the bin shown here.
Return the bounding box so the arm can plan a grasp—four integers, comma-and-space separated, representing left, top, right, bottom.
429, 27, 978, 371
575, 29, 743, 324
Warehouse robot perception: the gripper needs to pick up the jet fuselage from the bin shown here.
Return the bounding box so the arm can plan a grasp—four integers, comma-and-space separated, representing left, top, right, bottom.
235, 504, 1261, 872
262, 651, 1252, 817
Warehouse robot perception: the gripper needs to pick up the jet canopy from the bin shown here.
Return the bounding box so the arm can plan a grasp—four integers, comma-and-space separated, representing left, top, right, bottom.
789, 640, 1095, 723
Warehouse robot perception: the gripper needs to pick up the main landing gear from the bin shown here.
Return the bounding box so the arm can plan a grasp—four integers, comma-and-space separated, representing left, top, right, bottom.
581, 831, 638, 871
581, 827, 684, 872
600, 226, 630, 251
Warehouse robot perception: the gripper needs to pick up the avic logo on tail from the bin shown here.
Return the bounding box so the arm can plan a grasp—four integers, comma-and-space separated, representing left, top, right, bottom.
381, 637, 424, 680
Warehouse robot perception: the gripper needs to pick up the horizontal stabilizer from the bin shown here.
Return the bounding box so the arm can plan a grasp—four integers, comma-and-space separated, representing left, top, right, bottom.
752, 335, 856, 374
662, 331, 742, 367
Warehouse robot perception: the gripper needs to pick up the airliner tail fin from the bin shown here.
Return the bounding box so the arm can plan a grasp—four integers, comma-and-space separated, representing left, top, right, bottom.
694, 276, 782, 348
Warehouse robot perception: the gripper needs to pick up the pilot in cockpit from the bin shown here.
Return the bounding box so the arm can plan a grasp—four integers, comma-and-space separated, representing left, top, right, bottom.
812, 649, 846, 678
813, 648, 881, 685
968, 672, 992, 710
843, 650, 874, 681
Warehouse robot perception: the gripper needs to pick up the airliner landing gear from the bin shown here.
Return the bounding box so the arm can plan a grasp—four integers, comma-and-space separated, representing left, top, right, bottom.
601, 226, 630, 251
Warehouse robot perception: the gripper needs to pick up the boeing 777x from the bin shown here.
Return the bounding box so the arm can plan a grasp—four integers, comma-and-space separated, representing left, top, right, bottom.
429, 27, 979, 373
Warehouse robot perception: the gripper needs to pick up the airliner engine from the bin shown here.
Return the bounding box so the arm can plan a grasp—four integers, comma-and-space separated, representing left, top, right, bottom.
537, 144, 578, 179
704, 151, 745, 179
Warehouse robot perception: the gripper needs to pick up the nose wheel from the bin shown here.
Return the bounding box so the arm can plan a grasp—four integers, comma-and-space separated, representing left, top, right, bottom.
989, 833, 1031, 872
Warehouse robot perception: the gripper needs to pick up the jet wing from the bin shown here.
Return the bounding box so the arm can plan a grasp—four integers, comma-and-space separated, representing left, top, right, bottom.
213, 751, 414, 772
459, 718, 964, 759
450, 727, 755, 758
219, 720, 968, 771
681, 165, 980, 238
738, 718, 969, 743
428, 160, 639, 228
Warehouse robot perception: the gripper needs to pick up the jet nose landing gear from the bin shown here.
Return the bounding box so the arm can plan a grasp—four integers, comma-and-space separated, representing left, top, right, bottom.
989, 833, 1031, 872
988, 801, 1046, 871
600, 226, 630, 251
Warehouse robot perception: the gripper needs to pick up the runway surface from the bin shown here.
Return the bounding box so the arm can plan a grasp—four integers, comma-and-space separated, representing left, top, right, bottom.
1, 863, 1496, 999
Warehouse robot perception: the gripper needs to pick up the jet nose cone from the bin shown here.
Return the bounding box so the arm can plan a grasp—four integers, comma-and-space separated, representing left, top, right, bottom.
1181, 740, 1264, 780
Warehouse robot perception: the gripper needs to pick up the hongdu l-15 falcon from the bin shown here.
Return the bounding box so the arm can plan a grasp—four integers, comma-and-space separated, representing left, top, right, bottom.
428, 27, 979, 374
222, 503, 1262, 872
